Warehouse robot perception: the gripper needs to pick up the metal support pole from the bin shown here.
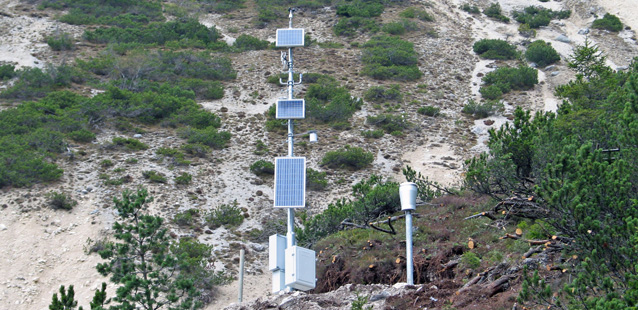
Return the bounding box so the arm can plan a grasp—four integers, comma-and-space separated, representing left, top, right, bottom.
238, 249, 245, 302
406, 210, 414, 285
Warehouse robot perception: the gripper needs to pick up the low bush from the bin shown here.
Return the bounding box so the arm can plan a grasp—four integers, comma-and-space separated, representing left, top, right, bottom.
399, 7, 434, 21
305, 78, 362, 124
321, 145, 374, 170
254, 140, 268, 156
250, 160, 274, 176
382, 22, 406, 35
142, 170, 167, 183
41, 0, 164, 26
484, 3, 510, 23
47, 191, 77, 210
462, 99, 502, 118
181, 143, 210, 158
592, 13, 623, 32
473, 39, 519, 60
361, 35, 422, 81
512, 6, 571, 29
460, 252, 481, 269
361, 129, 385, 139
367, 114, 412, 133
461, 3, 480, 14
46, 32, 74, 51
156, 147, 190, 166
0, 65, 77, 100
84, 18, 220, 48
100, 159, 114, 168
525, 40, 560, 67
479, 85, 504, 100
173, 209, 199, 227
67, 129, 95, 143
336, 0, 383, 18
334, 16, 379, 37
518, 23, 537, 38
178, 126, 231, 149
205, 201, 244, 229
234, 34, 269, 51
481, 65, 538, 97
307, 168, 328, 191
417, 105, 440, 117
364, 85, 402, 103
0, 64, 15, 80
111, 137, 149, 151
296, 175, 399, 247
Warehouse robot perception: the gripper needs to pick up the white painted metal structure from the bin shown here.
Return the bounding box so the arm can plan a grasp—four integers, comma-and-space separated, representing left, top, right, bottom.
400, 182, 418, 285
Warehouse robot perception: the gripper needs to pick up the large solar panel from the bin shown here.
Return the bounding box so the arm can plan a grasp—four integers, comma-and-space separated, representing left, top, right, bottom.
274, 157, 306, 208
276, 29, 305, 47
276, 99, 305, 119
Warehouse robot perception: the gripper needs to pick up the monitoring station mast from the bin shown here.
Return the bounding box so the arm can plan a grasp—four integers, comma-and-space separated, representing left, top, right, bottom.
268, 8, 316, 293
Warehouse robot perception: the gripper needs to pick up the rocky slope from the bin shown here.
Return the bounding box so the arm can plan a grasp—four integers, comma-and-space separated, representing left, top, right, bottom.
0, 0, 637, 309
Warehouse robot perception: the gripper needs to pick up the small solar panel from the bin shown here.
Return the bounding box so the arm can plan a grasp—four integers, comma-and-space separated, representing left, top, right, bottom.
276, 29, 305, 47
276, 99, 305, 119
274, 157, 306, 208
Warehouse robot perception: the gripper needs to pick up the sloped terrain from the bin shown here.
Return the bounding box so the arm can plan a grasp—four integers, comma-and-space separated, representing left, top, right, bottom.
0, 0, 637, 309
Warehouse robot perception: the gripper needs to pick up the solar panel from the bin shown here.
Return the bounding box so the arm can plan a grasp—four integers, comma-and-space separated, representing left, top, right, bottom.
276, 99, 305, 119
274, 157, 306, 208
276, 29, 305, 47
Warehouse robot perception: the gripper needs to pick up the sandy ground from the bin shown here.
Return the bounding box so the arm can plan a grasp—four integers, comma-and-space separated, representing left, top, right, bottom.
1, 0, 638, 309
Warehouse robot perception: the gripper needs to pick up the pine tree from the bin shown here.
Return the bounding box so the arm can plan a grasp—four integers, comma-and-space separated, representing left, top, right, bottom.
96, 188, 201, 310
49, 285, 80, 310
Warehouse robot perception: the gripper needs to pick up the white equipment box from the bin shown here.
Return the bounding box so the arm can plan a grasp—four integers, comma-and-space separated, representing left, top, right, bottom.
284, 246, 316, 291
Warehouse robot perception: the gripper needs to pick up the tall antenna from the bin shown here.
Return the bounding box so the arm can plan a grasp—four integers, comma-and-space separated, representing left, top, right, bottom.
269, 8, 315, 294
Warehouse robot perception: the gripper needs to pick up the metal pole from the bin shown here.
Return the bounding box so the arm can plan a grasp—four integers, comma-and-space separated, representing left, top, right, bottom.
238, 249, 245, 302
406, 210, 414, 285
285, 9, 296, 291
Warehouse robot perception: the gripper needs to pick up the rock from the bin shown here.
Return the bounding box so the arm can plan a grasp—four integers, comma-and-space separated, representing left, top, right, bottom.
133, 134, 142, 138
86, 186, 93, 192
369, 291, 390, 302
544, 65, 556, 71
251, 243, 266, 252
0, 224, 6, 231
556, 34, 571, 43
578, 28, 590, 35
617, 66, 629, 71
551, 71, 560, 76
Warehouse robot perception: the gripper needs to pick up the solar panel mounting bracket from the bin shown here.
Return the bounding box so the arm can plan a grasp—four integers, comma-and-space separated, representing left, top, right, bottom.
279, 73, 302, 86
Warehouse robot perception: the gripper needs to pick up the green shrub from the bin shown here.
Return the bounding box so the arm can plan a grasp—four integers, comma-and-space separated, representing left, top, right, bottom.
518, 23, 537, 38
382, 22, 406, 35
0, 65, 76, 100
336, 1, 383, 18
174, 172, 192, 185
111, 137, 149, 151
178, 126, 231, 149
321, 145, 374, 170
234, 34, 269, 51
47, 191, 77, 210
305, 78, 362, 124
484, 3, 510, 23
481, 66, 538, 97
307, 168, 328, 191
479, 84, 504, 100
156, 147, 190, 166
334, 16, 380, 37
461, 3, 480, 14
512, 6, 571, 29
205, 201, 244, 229
46, 32, 74, 51
592, 13, 623, 32
41, 0, 164, 26
367, 114, 412, 133
460, 252, 481, 269
297, 175, 399, 246
364, 84, 402, 102
250, 160, 274, 176
0, 64, 15, 80
462, 99, 502, 118
85, 18, 220, 48
254, 140, 268, 155
361, 35, 422, 81
100, 159, 114, 168
399, 7, 434, 21
67, 129, 95, 143
361, 129, 384, 139
417, 105, 440, 117
525, 40, 560, 67
173, 209, 199, 227
473, 39, 519, 60
142, 170, 167, 183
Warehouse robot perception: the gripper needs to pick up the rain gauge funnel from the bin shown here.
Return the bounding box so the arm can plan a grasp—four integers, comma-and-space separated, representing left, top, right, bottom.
399, 182, 417, 211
